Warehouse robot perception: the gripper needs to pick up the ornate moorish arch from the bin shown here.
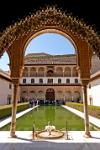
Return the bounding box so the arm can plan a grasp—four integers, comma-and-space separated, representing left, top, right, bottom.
0, 6, 100, 138
0, 6, 100, 79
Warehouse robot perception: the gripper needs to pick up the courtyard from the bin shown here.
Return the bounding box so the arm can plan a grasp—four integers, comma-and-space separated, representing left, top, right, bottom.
0, 105, 100, 150
0, 1, 100, 150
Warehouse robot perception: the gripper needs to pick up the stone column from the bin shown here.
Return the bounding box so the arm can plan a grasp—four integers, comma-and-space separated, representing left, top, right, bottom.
63, 67, 64, 77
71, 67, 72, 77
44, 67, 46, 77
36, 67, 38, 77
82, 80, 91, 138
10, 78, 19, 137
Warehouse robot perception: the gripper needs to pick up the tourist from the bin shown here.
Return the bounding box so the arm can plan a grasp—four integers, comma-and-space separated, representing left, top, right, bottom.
34, 99, 37, 106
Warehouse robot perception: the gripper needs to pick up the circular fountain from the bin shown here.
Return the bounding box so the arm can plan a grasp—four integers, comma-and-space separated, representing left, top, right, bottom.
36, 122, 64, 139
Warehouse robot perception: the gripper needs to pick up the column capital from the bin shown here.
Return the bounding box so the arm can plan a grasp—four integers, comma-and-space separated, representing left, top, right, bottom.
10, 65, 24, 79
81, 79, 90, 86
11, 78, 20, 85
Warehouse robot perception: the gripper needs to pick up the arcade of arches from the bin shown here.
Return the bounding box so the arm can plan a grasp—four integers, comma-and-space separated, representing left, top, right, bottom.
23, 66, 78, 77
0, 6, 100, 138
21, 86, 81, 103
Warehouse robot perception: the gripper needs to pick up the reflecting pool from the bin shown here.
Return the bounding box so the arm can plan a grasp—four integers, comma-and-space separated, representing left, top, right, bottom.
1, 106, 85, 131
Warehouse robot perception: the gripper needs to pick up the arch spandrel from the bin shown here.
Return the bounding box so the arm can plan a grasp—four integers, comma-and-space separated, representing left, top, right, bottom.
74, 38, 91, 79
0, 6, 100, 56
9, 40, 24, 78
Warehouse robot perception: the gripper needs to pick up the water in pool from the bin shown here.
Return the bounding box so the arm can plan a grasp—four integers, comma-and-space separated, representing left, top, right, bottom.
1, 106, 85, 131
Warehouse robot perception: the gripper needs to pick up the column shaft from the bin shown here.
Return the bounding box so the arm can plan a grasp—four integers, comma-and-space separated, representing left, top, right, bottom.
10, 82, 19, 137
83, 84, 91, 137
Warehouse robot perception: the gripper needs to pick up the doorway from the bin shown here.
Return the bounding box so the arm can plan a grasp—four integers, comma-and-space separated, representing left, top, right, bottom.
46, 88, 55, 103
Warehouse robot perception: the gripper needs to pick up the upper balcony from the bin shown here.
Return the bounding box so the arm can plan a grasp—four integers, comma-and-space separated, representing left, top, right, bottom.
22, 66, 79, 78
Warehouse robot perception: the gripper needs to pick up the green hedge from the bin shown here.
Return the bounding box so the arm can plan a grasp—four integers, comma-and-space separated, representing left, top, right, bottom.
66, 102, 100, 119
0, 102, 29, 119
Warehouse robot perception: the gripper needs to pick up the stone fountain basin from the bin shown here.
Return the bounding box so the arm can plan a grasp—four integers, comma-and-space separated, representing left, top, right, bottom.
37, 130, 64, 139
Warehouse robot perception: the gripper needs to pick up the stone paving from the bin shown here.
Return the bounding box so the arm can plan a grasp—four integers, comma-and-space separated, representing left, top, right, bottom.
0, 131, 100, 150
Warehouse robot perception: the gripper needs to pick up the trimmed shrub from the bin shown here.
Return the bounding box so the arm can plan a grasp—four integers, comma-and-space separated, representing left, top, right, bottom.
66, 102, 100, 119
0, 102, 29, 119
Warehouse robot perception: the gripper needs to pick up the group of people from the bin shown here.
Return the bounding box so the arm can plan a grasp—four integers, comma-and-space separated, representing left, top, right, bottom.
36, 99, 65, 105
28, 98, 67, 107
29, 99, 38, 107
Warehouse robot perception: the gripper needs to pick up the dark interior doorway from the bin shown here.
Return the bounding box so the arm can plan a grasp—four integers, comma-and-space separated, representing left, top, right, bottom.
46, 88, 55, 101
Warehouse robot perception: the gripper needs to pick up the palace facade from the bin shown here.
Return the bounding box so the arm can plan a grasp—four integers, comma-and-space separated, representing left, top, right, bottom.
0, 69, 13, 105
87, 55, 100, 106
19, 53, 82, 103
0, 53, 100, 106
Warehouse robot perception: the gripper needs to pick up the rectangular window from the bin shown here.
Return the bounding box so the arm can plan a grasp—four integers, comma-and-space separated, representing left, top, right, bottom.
39, 78, 43, 83
48, 79, 53, 83
58, 78, 61, 83
23, 79, 26, 83
66, 79, 70, 83
31, 79, 35, 83
75, 79, 78, 83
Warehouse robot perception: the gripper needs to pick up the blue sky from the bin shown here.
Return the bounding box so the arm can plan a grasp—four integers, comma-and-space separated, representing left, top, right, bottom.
0, 33, 75, 71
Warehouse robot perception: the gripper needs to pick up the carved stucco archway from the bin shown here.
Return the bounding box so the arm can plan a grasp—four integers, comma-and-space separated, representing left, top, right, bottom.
1, 6, 100, 79
0, 6, 100, 138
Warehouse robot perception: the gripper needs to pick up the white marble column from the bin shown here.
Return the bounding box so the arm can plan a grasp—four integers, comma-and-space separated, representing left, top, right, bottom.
82, 80, 91, 138
10, 78, 19, 137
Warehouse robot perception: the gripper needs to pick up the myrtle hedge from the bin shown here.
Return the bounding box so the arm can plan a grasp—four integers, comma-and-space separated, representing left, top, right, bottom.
66, 102, 100, 119
0, 102, 29, 119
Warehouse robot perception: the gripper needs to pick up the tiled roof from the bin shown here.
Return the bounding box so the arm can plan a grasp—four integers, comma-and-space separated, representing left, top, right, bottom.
25, 52, 51, 57
24, 53, 100, 75
0, 53, 100, 78
24, 53, 77, 65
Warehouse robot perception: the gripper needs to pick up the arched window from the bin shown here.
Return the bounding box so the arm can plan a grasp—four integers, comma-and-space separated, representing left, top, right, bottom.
23, 67, 28, 77
64, 67, 71, 77
22, 91, 27, 93
30, 91, 35, 93
56, 67, 63, 76
29, 91, 35, 99
65, 91, 72, 102
72, 67, 78, 77
46, 88, 55, 101
30, 67, 36, 77
47, 70, 54, 77
56, 91, 63, 100
21, 91, 28, 100
38, 67, 44, 77
37, 91, 44, 100
73, 91, 80, 102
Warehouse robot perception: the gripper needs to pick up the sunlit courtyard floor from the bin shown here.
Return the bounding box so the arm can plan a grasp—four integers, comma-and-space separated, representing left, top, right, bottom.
0, 131, 100, 143
0, 131, 100, 150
